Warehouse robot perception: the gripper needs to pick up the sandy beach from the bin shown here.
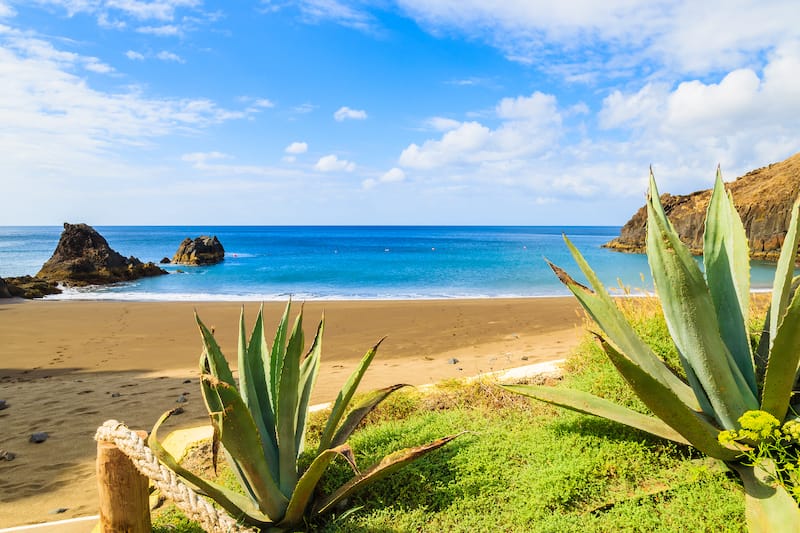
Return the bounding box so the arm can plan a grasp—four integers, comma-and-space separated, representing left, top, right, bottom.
0, 297, 582, 528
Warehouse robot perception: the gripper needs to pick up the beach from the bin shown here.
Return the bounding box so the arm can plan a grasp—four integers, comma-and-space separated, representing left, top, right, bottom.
0, 297, 582, 528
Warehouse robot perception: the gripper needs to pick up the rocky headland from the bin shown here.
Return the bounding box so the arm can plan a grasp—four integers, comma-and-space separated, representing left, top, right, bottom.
171, 235, 225, 265
604, 151, 800, 261
36, 223, 167, 286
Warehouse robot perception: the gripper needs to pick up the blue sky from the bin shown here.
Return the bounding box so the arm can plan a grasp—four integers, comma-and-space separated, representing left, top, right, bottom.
1, 1, 799, 225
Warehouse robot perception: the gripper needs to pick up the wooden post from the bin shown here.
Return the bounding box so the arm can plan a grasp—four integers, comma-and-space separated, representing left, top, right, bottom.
96, 430, 152, 533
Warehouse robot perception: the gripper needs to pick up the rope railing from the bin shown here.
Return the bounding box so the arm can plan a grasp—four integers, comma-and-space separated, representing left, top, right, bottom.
94, 419, 254, 533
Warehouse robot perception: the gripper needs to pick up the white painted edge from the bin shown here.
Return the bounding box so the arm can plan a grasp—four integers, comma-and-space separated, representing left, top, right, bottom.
6, 359, 564, 531
0, 515, 100, 532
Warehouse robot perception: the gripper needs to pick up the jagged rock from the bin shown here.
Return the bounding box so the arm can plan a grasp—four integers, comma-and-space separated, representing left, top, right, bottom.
159, 257, 171, 264
2, 276, 61, 299
171, 236, 225, 265
0, 278, 11, 298
605, 152, 800, 261
36, 223, 167, 286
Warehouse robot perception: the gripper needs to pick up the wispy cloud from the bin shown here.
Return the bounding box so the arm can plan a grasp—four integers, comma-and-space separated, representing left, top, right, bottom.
125, 49, 145, 60
138, 24, 181, 36
156, 49, 184, 62
362, 167, 405, 189
334, 105, 367, 121
315, 154, 355, 172
285, 141, 308, 154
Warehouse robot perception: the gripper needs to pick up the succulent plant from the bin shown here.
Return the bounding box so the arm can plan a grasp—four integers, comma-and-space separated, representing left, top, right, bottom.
503, 169, 800, 531
149, 302, 459, 531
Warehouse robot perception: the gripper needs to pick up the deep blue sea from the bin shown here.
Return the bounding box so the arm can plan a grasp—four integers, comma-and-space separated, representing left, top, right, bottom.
0, 226, 781, 301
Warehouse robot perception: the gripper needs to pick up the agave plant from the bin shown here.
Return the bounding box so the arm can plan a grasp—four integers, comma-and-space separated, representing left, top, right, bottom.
149, 302, 459, 531
503, 169, 800, 531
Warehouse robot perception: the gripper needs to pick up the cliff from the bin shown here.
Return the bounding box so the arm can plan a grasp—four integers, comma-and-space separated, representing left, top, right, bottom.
604, 151, 800, 260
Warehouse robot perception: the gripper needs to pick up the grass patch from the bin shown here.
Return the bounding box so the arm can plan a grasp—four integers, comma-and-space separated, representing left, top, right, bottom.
154, 298, 751, 532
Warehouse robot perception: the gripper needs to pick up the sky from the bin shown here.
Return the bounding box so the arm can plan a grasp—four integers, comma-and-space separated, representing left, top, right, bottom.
1, 1, 799, 226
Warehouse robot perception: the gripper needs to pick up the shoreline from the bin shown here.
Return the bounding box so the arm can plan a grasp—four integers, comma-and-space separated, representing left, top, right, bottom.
0, 297, 583, 527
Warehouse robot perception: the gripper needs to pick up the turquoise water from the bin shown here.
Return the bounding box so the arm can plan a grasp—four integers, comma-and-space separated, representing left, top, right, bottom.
0, 226, 781, 301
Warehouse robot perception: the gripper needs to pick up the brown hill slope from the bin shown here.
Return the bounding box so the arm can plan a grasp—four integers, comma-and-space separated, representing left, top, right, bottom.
604, 151, 800, 260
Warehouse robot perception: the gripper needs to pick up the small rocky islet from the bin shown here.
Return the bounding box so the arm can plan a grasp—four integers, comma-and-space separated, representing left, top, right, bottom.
0, 223, 224, 299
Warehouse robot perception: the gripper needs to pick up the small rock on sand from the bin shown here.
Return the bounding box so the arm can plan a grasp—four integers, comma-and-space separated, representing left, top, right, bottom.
0, 450, 16, 461
0, 399, 8, 410
447, 357, 459, 365
176, 394, 187, 403
111, 392, 121, 398
29, 432, 49, 443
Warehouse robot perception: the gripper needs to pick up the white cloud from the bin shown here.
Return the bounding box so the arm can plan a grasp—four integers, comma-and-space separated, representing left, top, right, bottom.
315, 154, 355, 172
0, 29, 270, 195
285, 141, 308, 154
294, 0, 376, 33
396, 1, 800, 80
0, 2, 16, 18
381, 167, 406, 183
156, 50, 184, 62
364, 166, 406, 188
182, 151, 229, 166
399, 91, 561, 169
334, 105, 367, 121
294, 103, 316, 114
252, 98, 274, 108
427, 116, 461, 131
137, 24, 180, 36
125, 50, 145, 60
98, 12, 126, 29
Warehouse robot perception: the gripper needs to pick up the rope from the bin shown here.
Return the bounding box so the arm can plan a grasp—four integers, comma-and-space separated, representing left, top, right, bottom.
95, 420, 255, 533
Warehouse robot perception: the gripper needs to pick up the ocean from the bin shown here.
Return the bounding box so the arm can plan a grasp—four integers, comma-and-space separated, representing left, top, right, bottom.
0, 226, 781, 301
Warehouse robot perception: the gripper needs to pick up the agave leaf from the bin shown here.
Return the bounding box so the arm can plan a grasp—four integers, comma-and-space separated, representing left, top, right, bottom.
769, 197, 800, 345
148, 409, 274, 528
296, 318, 323, 455
600, 338, 740, 461
204, 375, 288, 519
704, 168, 756, 395
276, 444, 353, 528
237, 307, 279, 480
318, 339, 385, 452
196, 314, 236, 387
729, 462, 800, 533
755, 308, 772, 389
315, 433, 463, 516
501, 384, 689, 445
270, 301, 292, 417
550, 246, 699, 411
330, 384, 410, 448
760, 286, 800, 420
276, 310, 304, 497
646, 181, 758, 429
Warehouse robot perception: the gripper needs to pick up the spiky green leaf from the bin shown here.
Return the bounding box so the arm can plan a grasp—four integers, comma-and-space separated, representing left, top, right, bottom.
314, 433, 463, 515
296, 319, 323, 455
769, 198, 800, 345
760, 286, 800, 419
204, 375, 288, 519
237, 307, 279, 480
600, 338, 740, 461
277, 445, 353, 528
704, 168, 756, 395
550, 247, 699, 410
501, 384, 689, 445
276, 310, 304, 496
196, 314, 235, 387
149, 410, 273, 528
646, 177, 758, 429
330, 384, 409, 448
318, 339, 385, 452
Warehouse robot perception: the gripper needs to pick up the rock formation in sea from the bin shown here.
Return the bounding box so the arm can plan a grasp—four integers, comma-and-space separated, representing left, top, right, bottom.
604, 151, 800, 261
171, 236, 225, 265
36, 223, 167, 285
0, 276, 61, 298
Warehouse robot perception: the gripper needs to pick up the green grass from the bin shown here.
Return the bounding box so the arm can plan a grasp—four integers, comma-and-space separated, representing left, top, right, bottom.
153, 299, 750, 532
